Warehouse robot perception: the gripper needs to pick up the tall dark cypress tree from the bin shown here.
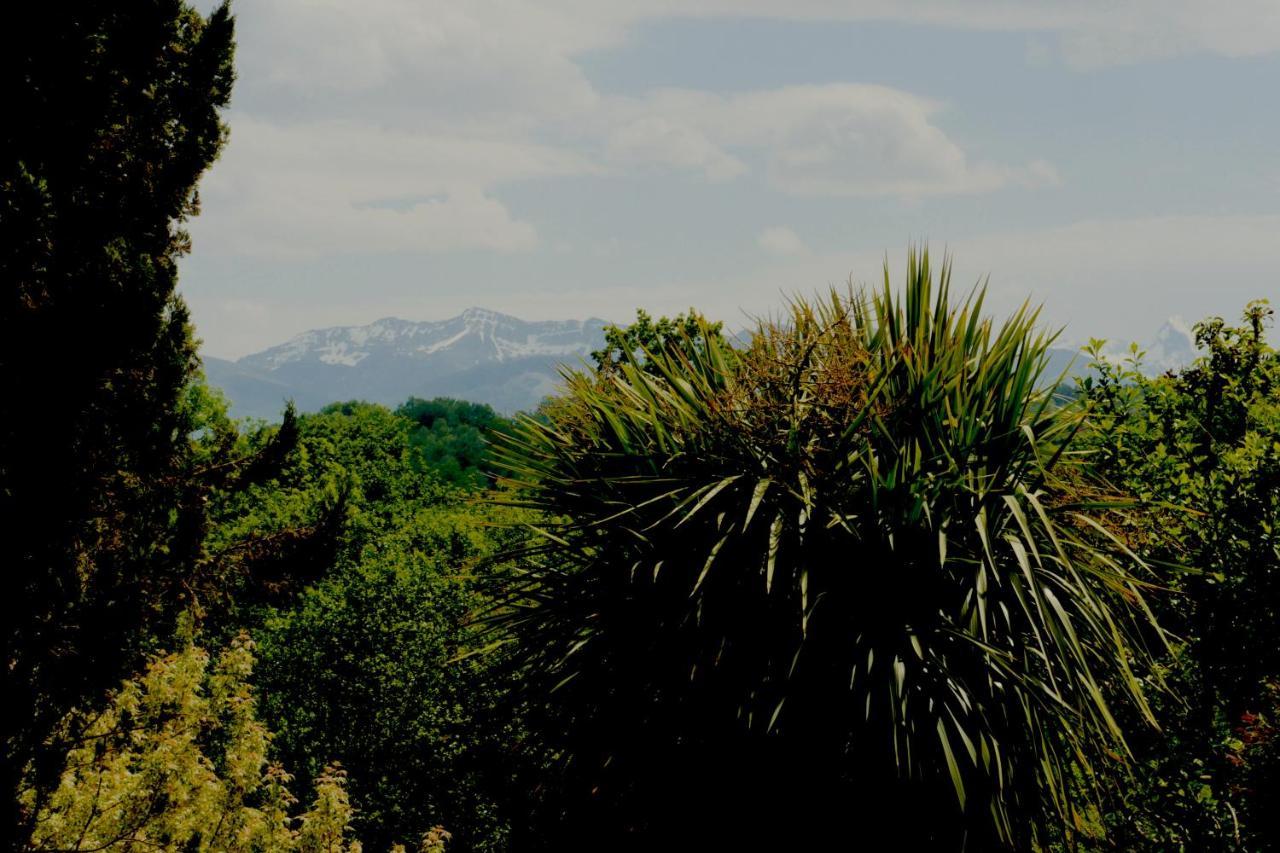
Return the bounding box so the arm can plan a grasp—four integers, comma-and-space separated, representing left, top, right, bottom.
0, 2, 236, 842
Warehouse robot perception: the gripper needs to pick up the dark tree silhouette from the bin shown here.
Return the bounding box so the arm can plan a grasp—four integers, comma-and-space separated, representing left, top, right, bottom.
0, 2, 236, 842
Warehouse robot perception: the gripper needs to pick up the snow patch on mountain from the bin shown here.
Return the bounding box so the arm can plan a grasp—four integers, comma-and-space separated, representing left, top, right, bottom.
217, 308, 610, 418
417, 329, 469, 356
1143, 316, 1199, 373
245, 307, 605, 373
1052, 316, 1201, 376
208, 309, 1205, 421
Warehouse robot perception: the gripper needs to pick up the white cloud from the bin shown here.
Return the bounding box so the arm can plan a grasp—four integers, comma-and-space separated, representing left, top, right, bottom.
179, 0, 1279, 359
199, 84, 1049, 257
189, 0, 1269, 260
227, 1, 1280, 120
758, 226, 809, 256
193, 1, 1095, 259
610, 1, 1280, 68
192, 115, 595, 257
1048, 1, 1280, 69
605, 116, 747, 181
231, 0, 610, 122
597, 85, 1057, 196
727, 85, 1051, 196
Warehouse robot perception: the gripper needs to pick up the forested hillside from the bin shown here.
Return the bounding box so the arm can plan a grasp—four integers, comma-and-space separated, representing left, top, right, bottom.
4, 3, 1277, 851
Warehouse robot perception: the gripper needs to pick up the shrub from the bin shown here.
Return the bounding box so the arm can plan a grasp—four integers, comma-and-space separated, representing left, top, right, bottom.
23, 628, 372, 851
1075, 300, 1279, 849
492, 250, 1166, 847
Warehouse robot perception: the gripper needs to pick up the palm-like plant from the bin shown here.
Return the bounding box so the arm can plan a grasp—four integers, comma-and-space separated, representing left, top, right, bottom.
490, 250, 1164, 846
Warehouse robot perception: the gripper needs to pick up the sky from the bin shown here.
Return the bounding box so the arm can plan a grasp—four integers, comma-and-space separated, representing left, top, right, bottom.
181, 1, 1280, 359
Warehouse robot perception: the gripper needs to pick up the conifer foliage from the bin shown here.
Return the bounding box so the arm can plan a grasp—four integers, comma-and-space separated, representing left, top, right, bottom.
0, 1, 241, 842
25, 626, 451, 853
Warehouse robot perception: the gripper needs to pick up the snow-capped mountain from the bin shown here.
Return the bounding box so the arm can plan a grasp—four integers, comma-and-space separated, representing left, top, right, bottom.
1045, 316, 1201, 380
203, 309, 1204, 420
1141, 316, 1199, 373
205, 308, 609, 419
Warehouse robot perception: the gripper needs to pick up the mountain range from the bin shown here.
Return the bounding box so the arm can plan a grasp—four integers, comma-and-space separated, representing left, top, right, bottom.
203, 308, 1200, 420
204, 308, 610, 419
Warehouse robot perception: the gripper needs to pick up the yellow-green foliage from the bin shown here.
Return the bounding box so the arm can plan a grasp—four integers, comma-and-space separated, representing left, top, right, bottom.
23, 629, 449, 852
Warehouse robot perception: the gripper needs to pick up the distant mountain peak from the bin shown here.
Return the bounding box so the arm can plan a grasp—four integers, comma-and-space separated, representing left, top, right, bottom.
208, 308, 610, 418
1159, 315, 1195, 341
1053, 315, 1200, 375
1145, 315, 1199, 372
242, 308, 609, 372
458, 306, 510, 322
205, 308, 1201, 421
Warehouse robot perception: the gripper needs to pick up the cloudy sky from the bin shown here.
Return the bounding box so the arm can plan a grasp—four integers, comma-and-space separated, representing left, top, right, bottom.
182, 1, 1280, 358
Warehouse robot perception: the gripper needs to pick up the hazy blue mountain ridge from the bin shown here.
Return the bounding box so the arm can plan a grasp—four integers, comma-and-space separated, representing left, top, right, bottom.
203, 309, 1199, 420
206, 308, 609, 419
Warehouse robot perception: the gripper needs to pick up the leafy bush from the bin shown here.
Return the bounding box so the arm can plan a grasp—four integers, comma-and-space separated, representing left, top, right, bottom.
1075, 300, 1279, 849
216, 400, 542, 851
396, 398, 512, 489
22, 627, 388, 851
255, 502, 538, 853
590, 308, 727, 376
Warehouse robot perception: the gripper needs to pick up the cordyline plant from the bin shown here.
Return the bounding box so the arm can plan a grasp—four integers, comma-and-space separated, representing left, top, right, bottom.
488, 249, 1166, 847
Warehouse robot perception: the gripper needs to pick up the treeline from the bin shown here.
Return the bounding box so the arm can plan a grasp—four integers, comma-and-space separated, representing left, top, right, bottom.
4, 2, 1278, 851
